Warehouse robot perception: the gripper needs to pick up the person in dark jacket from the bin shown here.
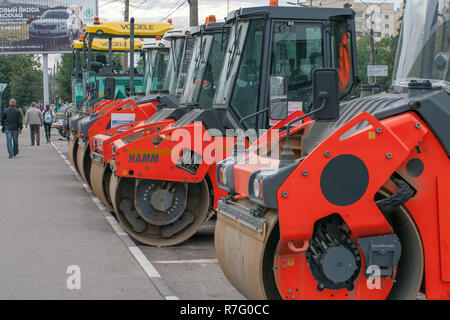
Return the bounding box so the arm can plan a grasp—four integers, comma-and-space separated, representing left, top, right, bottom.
43, 105, 54, 143
1, 99, 23, 158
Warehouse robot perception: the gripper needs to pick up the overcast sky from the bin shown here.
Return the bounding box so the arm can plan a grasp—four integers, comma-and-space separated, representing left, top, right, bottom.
97, 0, 403, 26
47, 0, 402, 69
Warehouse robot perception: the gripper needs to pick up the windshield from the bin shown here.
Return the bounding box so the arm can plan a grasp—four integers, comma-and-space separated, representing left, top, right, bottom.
151, 48, 169, 93
229, 19, 265, 129
163, 38, 185, 93
214, 20, 266, 130
175, 37, 196, 98
214, 21, 250, 107
197, 33, 229, 109
41, 11, 70, 20
144, 48, 169, 95
143, 49, 157, 94
180, 35, 212, 105
181, 32, 229, 109
393, 0, 450, 90
271, 21, 324, 113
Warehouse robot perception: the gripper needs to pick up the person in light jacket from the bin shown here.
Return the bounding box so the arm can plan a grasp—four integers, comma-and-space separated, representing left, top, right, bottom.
25, 102, 43, 146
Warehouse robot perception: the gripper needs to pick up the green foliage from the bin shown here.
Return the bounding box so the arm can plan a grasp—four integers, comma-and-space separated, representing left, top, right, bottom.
56, 54, 73, 103
112, 53, 122, 65
356, 35, 399, 92
0, 55, 43, 112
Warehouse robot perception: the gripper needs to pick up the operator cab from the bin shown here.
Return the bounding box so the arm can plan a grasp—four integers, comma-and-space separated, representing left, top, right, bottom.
141, 22, 230, 127
213, 6, 358, 131
144, 21, 231, 133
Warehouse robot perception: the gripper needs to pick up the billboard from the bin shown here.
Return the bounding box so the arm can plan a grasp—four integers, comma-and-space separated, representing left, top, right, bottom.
0, 0, 97, 54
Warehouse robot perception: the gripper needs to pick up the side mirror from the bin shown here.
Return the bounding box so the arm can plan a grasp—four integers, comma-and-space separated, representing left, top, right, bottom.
269, 75, 288, 121
104, 78, 116, 100
311, 69, 339, 122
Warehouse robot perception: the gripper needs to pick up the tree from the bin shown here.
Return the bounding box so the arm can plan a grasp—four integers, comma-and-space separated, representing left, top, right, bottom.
0, 55, 43, 113
373, 36, 398, 91
356, 35, 399, 92
56, 54, 73, 103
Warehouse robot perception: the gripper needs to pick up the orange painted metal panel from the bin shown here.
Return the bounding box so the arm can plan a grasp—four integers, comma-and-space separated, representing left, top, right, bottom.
438, 174, 450, 282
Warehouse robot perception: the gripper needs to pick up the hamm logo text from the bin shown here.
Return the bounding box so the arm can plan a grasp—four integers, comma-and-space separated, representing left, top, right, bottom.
129, 154, 159, 164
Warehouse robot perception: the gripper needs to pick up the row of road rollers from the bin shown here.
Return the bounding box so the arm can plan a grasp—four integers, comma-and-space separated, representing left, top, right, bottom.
68, 132, 212, 247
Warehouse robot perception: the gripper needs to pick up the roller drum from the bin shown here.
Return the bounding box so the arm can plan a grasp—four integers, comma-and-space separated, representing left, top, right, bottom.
90, 160, 114, 211
68, 135, 79, 172
215, 200, 281, 300
76, 141, 92, 187
111, 176, 211, 247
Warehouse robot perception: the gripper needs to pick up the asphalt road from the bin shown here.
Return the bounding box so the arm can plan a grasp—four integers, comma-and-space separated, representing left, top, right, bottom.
51, 128, 244, 300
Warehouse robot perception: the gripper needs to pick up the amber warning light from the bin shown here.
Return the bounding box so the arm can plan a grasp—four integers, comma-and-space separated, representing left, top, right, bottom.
205, 15, 216, 24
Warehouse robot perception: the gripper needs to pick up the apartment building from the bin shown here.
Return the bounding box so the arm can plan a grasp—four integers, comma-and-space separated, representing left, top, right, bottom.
309, 0, 405, 41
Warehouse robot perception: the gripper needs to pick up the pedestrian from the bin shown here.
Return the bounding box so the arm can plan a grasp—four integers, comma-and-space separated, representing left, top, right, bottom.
25, 102, 43, 146
43, 105, 55, 143
1, 98, 23, 158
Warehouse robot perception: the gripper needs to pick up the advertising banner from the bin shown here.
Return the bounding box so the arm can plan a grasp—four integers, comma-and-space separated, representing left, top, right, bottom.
0, 0, 97, 54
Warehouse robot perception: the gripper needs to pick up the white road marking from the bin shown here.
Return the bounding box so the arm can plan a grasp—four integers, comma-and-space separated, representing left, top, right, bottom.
51, 141, 179, 301
129, 246, 163, 278
153, 259, 218, 264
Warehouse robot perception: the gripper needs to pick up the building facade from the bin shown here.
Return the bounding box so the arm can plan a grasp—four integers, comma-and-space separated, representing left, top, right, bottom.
309, 0, 404, 41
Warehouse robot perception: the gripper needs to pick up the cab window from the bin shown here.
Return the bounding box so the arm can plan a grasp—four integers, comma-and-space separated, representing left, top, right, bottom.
229, 19, 265, 130
271, 22, 324, 111
330, 19, 354, 97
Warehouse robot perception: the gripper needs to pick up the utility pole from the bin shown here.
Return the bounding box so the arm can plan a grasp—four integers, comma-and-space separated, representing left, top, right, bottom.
122, 0, 129, 72
189, 0, 198, 27
368, 13, 376, 84
43, 54, 49, 107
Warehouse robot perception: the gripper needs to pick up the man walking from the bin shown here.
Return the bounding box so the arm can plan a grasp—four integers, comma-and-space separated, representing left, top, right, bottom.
25, 102, 43, 146
1, 99, 23, 158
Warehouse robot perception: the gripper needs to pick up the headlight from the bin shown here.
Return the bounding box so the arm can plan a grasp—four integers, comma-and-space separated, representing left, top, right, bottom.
253, 177, 261, 199
216, 158, 236, 193
248, 167, 286, 209
220, 166, 227, 186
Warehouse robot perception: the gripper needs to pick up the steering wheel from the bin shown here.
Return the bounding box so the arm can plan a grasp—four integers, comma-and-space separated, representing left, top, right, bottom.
288, 68, 310, 90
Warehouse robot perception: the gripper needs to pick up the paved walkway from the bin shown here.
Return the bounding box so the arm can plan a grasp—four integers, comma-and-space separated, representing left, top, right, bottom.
0, 127, 162, 299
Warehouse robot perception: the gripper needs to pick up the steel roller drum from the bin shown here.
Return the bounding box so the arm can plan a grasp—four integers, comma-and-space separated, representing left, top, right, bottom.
68, 135, 79, 172
76, 141, 92, 187
90, 159, 114, 211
